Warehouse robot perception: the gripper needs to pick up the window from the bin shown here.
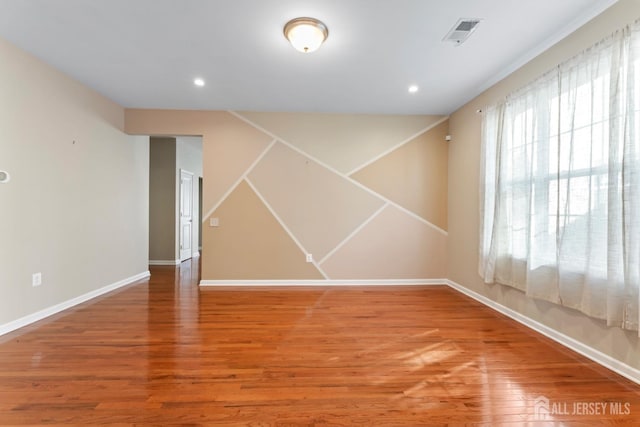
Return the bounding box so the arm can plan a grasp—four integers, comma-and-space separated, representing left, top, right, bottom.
480, 21, 640, 333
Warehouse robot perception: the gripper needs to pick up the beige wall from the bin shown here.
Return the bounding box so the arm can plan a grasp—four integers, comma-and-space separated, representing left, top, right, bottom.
203, 180, 325, 280
126, 110, 449, 281
239, 112, 445, 174
149, 137, 176, 261
0, 36, 149, 327
448, 0, 640, 370
352, 119, 449, 231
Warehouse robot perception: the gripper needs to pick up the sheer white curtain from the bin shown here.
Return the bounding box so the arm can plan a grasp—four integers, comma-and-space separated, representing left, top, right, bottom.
480, 20, 640, 334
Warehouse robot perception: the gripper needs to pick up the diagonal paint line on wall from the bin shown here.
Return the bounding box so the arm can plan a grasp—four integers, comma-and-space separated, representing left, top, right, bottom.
244, 177, 330, 280
345, 116, 450, 176
387, 200, 447, 235
229, 111, 448, 236
229, 111, 297, 147
201, 180, 243, 224
229, 112, 356, 179
318, 203, 389, 266
202, 139, 277, 223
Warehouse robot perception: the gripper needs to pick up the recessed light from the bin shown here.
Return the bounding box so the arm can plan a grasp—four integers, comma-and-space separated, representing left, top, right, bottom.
408, 85, 419, 93
194, 78, 205, 87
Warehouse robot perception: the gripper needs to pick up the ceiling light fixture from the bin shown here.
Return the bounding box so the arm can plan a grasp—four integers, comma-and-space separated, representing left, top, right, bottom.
283, 17, 329, 53
194, 78, 205, 87
408, 85, 419, 93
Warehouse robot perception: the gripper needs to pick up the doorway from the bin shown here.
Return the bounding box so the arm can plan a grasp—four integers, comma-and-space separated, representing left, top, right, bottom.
148, 136, 203, 266
179, 169, 194, 262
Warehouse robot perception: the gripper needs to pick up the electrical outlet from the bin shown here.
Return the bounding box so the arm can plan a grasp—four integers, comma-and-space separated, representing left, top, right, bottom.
32, 273, 42, 287
306, 254, 313, 263
209, 217, 219, 227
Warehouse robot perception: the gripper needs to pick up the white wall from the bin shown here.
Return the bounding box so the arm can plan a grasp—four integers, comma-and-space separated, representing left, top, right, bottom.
0, 35, 149, 329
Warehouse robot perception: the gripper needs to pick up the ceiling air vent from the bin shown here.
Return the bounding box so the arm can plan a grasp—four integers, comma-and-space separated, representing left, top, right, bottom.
443, 18, 481, 46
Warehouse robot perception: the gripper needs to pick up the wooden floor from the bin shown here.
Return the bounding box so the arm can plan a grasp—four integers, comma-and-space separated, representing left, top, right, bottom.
1, 261, 639, 425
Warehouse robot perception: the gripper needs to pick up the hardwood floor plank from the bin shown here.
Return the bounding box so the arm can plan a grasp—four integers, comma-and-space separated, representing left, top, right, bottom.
0, 260, 638, 425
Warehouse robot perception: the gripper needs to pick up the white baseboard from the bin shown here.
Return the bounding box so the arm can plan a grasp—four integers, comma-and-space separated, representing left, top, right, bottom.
199, 275, 639, 384
200, 279, 446, 286
4, 267, 636, 385
445, 279, 640, 385
149, 260, 180, 266
0, 271, 150, 337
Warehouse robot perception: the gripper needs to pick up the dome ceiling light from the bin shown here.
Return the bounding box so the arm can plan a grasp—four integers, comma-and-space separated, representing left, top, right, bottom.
283, 17, 329, 53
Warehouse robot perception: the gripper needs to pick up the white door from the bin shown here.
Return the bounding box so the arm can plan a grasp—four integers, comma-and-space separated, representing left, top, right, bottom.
179, 170, 194, 261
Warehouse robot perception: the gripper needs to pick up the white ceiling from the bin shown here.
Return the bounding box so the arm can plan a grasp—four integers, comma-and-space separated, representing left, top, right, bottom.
0, 0, 618, 115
